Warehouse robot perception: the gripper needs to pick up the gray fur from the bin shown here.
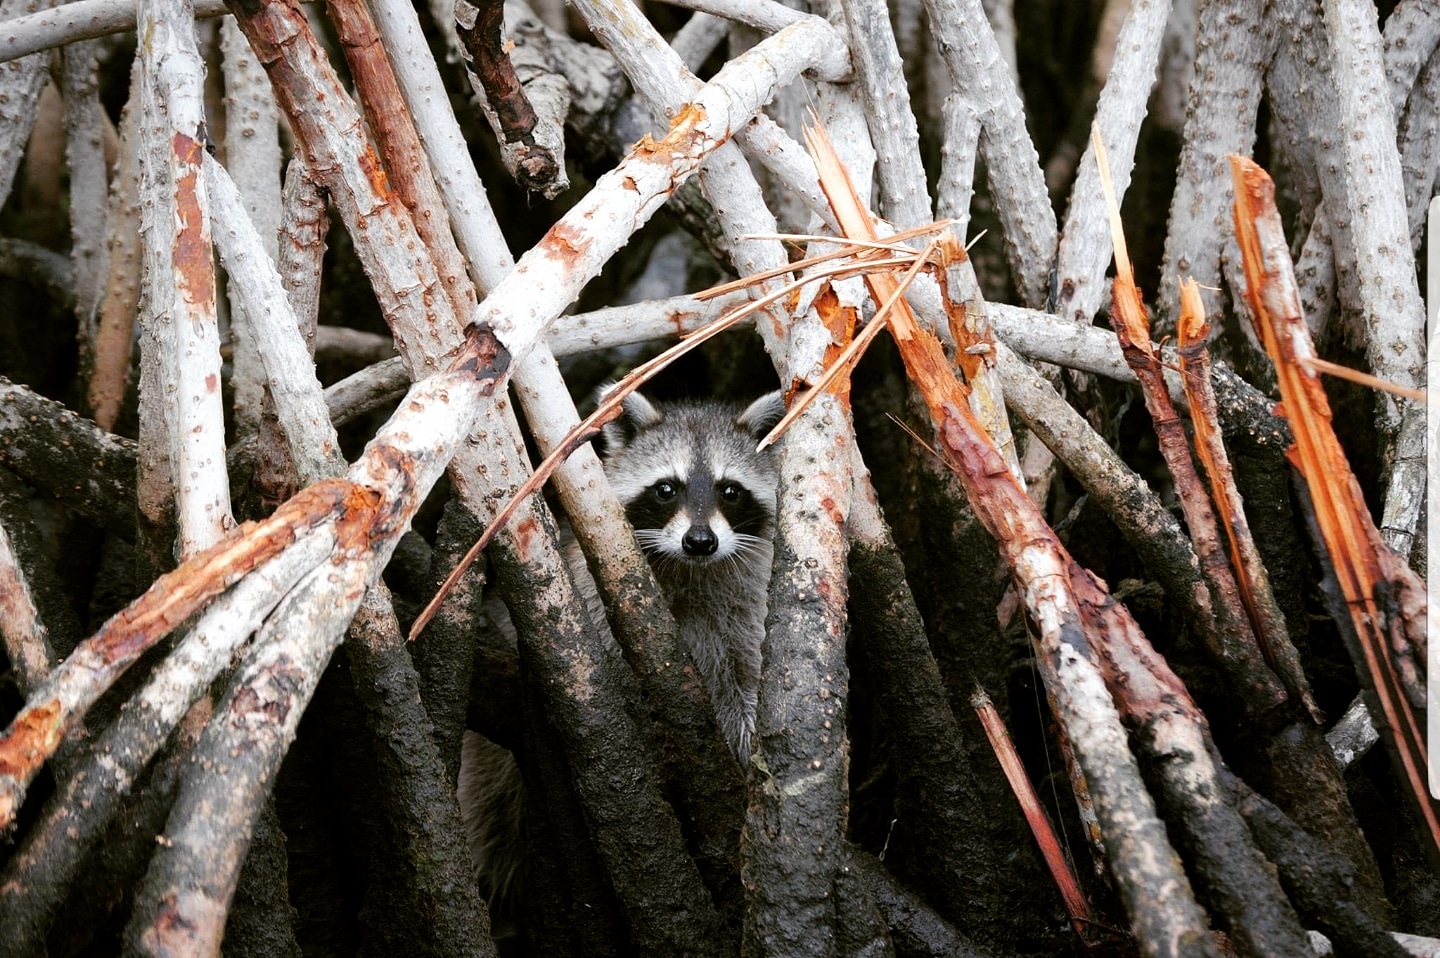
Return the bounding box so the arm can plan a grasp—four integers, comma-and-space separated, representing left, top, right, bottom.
457, 388, 783, 917
598, 387, 783, 759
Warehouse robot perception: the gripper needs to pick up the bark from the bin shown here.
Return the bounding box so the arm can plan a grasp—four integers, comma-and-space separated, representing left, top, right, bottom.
220, 800, 304, 958
454, 0, 569, 198
89, 57, 143, 431
1231, 155, 1439, 860
0, 376, 138, 539
1155, 0, 1273, 335
0, 238, 72, 305
849, 851, 991, 958
809, 131, 1214, 956
135, 0, 231, 557
341, 588, 496, 957
0, 522, 337, 952
1317, 0, 1427, 559
846, 505, 1037, 949
59, 38, 110, 336
918, 0, 1056, 307
0, 0, 57, 206
490, 525, 731, 958
0, 0, 1434, 953
742, 396, 854, 958
1, 0, 231, 63
414, 503, 487, 784
1053, 0, 1172, 326
1110, 268, 1289, 723
1176, 290, 1318, 720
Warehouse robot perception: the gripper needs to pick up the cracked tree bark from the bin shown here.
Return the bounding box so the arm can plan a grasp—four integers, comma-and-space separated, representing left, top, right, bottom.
0, 0, 1433, 956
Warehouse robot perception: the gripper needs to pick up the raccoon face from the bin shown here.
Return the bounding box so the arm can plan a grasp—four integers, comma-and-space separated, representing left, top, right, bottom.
600, 389, 785, 565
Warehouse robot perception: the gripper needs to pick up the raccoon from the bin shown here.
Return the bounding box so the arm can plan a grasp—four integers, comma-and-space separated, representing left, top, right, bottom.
598, 387, 786, 761
458, 388, 785, 919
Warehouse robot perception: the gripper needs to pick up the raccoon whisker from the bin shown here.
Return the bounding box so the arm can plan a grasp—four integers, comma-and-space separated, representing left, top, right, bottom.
730, 532, 771, 550
631, 529, 667, 550
726, 534, 773, 561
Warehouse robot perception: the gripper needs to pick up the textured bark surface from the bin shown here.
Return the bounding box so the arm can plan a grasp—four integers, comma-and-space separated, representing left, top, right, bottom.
0, 0, 1434, 955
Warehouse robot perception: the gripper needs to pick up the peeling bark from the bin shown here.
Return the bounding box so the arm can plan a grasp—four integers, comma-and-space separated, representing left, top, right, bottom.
0, 0, 1433, 952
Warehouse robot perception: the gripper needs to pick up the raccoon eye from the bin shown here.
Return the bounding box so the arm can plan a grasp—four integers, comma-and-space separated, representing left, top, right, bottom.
653, 481, 678, 501
719, 483, 741, 502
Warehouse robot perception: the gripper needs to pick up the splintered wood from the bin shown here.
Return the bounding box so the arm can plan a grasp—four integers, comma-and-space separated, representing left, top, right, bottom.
806, 120, 1217, 955
1096, 129, 1293, 723
1228, 154, 1438, 861
1174, 279, 1321, 722
0, 479, 354, 829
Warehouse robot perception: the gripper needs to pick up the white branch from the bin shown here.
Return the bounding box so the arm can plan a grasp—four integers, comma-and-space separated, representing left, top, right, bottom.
136, 0, 231, 556
917, 0, 1057, 307
1156, 0, 1272, 332
206, 153, 342, 483
1398, 49, 1440, 251
0, 0, 57, 206
1320, 0, 1426, 395
837, 0, 930, 230
60, 39, 111, 328
220, 15, 282, 435
1053, 0, 1172, 325
274, 157, 326, 347
936, 94, 980, 231
89, 58, 143, 431
1, 0, 230, 63
1320, 0, 1427, 554
1382, 0, 1440, 115
368, 0, 524, 296
670, 11, 728, 70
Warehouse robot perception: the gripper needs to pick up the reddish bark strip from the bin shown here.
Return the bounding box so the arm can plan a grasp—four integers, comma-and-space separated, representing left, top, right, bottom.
971, 687, 1094, 939
1229, 154, 1439, 862
1097, 130, 1290, 723
457, 0, 536, 138
170, 132, 214, 311
1064, 558, 1313, 956
0, 479, 351, 828
1175, 278, 1321, 722
325, 0, 477, 322
221, 0, 464, 371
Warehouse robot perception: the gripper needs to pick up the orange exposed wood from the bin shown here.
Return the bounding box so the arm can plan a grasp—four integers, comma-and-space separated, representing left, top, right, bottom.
757, 234, 940, 449
812, 284, 857, 402
1229, 154, 1438, 859
972, 686, 1096, 940
0, 700, 61, 777
0, 479, 354, 828
1175, 279, 1321, 722
1094, 131, 1288, 719
170, 132, 214, 311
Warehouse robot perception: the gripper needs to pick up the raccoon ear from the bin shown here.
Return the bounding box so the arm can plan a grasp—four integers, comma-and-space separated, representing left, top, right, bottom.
735, 390, 786, 440
598, 384, 664, 452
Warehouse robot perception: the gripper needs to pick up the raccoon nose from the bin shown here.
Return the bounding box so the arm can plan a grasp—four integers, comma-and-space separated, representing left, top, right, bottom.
682, 526, 718, 556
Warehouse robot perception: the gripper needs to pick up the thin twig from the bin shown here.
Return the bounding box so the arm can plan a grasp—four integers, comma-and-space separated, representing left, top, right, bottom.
411, 295, 762, 638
